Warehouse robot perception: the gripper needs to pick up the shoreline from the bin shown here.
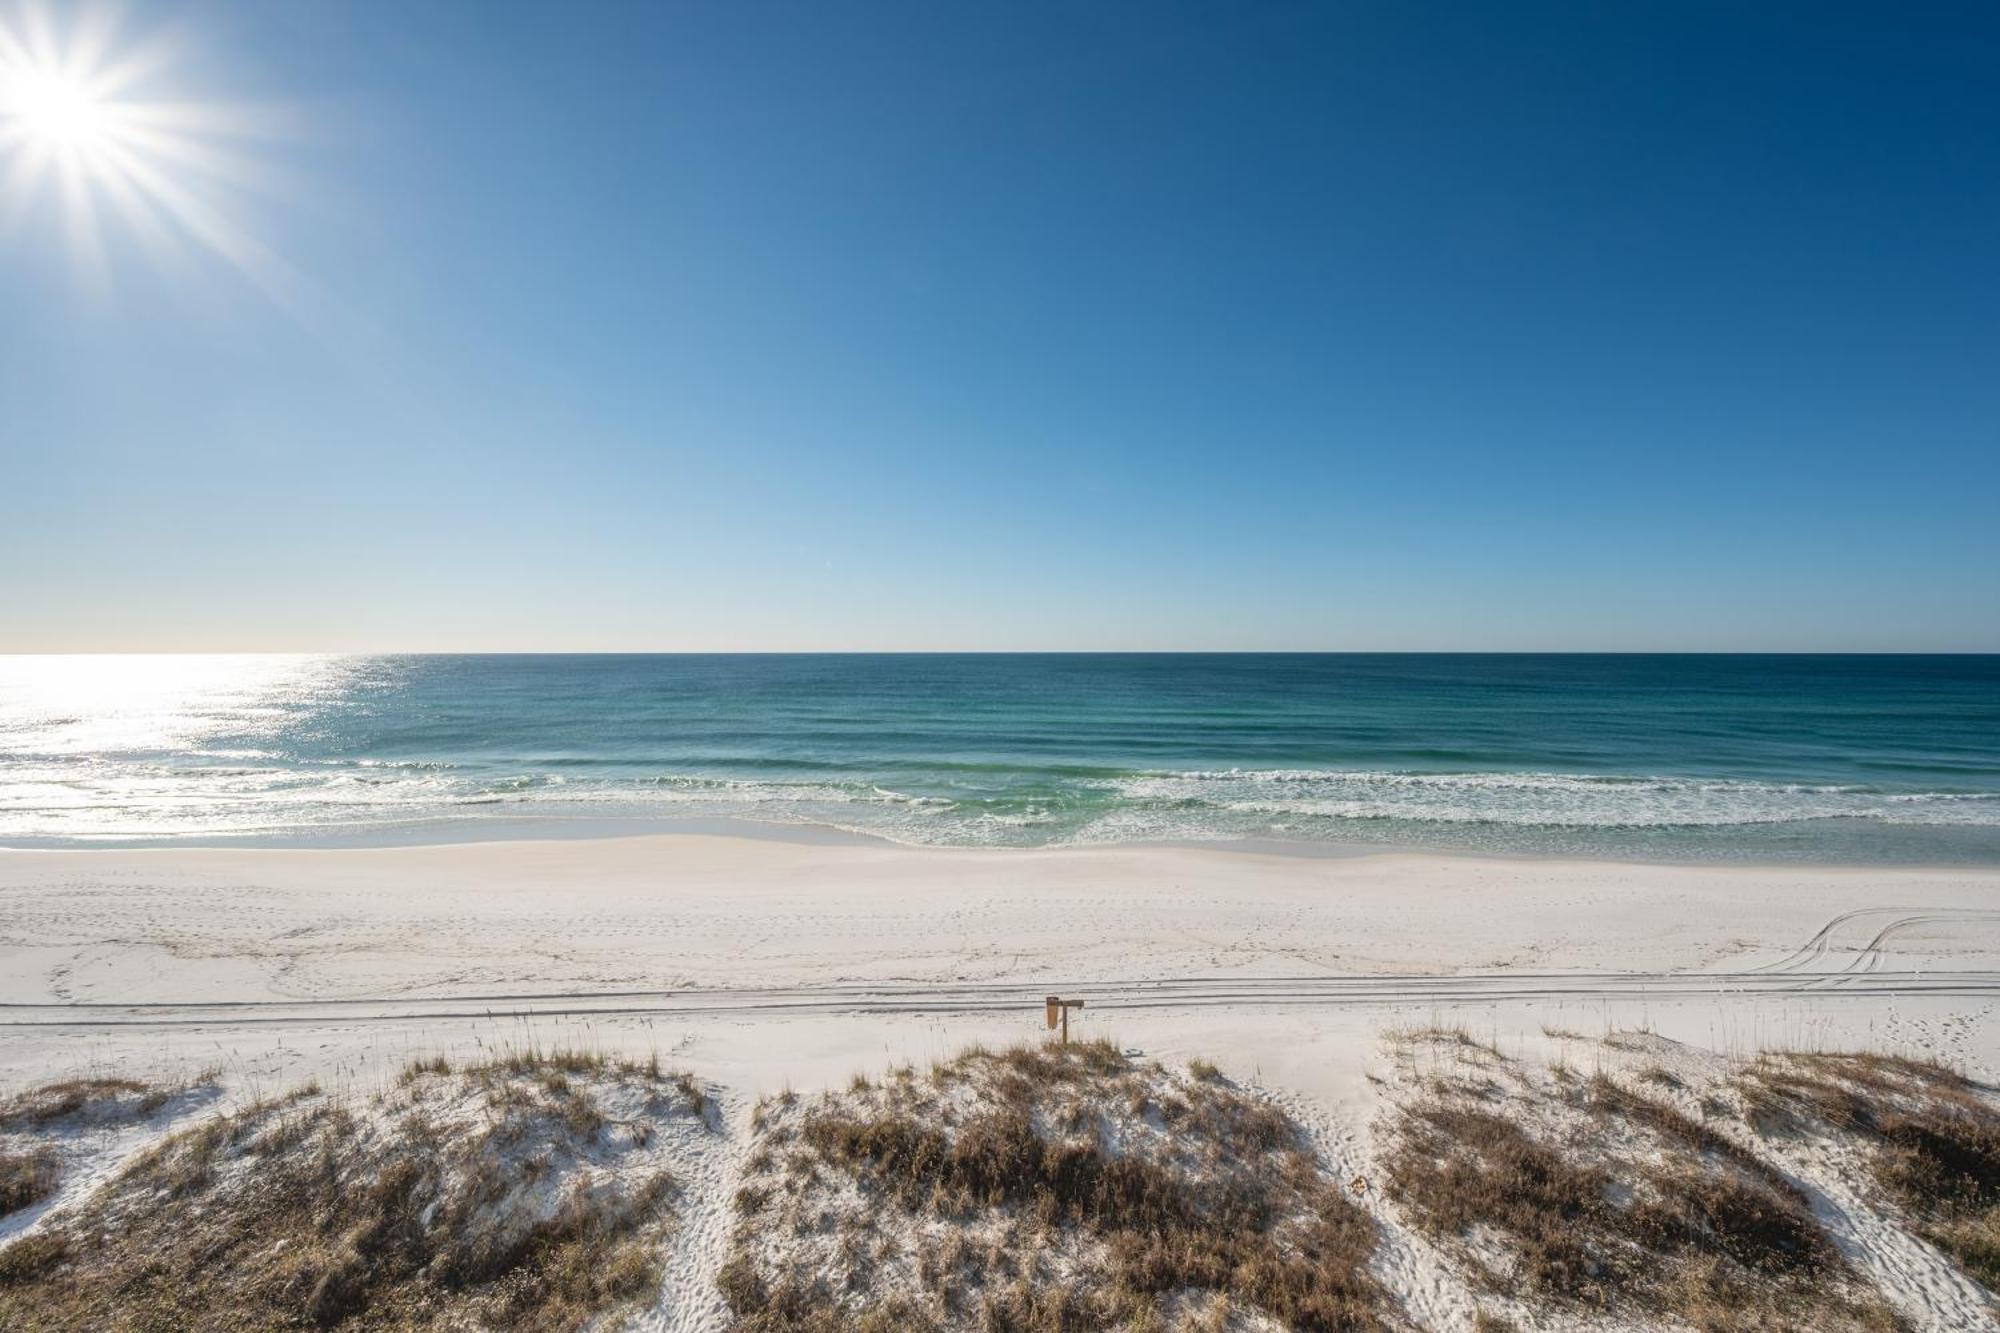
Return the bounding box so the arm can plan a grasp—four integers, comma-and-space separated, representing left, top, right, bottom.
5, 809, 1999, 872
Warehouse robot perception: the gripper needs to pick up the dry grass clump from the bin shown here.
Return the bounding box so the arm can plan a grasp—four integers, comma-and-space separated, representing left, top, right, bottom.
1383, 1033, 1898, 1332
0, 1148, 60, 1216
0, 1070, 216, 1132
723, 1039, 1390, 1331
463, 1044, 709, 1119
0, 1070, 221, 1220
0, 1078, 154, 1128
1740, 1051, 2000, 1290
0, 1049, 707, 1331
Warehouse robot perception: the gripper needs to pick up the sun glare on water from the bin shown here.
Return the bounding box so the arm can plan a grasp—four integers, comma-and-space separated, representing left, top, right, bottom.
0, 1, 295, 294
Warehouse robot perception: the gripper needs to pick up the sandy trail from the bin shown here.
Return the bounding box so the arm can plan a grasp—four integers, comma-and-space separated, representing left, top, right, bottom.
2, 963, 1999, 1033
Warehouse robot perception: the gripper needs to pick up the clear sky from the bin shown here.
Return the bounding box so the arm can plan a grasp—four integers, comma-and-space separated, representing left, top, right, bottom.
4, 0, 1996, 652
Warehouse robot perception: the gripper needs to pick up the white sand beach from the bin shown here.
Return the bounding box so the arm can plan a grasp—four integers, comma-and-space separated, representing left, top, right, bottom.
3, 834, 1998, 1329
3, 833, 1997, 1101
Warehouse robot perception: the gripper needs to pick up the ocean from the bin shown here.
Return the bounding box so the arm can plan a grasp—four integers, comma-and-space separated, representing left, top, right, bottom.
1, 653, 1996, 862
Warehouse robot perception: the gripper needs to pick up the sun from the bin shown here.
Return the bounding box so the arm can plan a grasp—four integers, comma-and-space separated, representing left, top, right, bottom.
0, 1, 296, 297
9, 67, 112, 149
0, 6, 140, 192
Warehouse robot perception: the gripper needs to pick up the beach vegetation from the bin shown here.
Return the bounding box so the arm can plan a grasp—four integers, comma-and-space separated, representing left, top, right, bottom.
0, 1148, 59, 1216
721, 1038, 1389, 1331
0, 1069, 224, 1222
0, 1050, 705, 1331
0, 1070, 218, 1130
1740, 1051, 2000, 1290
1383, 1032, 1899, 1331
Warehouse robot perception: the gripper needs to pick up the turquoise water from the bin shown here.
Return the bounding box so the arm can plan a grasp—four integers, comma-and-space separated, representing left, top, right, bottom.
1, 653, 1997, 861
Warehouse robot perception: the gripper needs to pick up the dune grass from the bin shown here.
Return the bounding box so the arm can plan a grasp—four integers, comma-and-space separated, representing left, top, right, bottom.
0, 1070, 218, 1132
1383, 1034, 1899, 1332
0, 1148, 59, 1217
722, 1039, 1390, 1332
0, 1050, 702, 1332
0, 1070, 222, 1222
1742, 1051, 2000, 1291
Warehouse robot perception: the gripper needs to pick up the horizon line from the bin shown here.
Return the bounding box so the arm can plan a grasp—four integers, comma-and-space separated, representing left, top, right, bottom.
3, 649, 1998, 658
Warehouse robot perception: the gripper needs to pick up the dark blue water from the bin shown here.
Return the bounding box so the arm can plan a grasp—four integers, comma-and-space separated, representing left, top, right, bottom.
2, 653, 1997, 861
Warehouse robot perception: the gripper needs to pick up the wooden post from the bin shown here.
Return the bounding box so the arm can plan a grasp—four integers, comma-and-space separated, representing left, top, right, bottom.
1043, 995, 1085, 1045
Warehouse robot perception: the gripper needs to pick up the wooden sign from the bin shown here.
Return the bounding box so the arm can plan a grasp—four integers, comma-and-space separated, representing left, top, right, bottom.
1044, 995, 1085, 1044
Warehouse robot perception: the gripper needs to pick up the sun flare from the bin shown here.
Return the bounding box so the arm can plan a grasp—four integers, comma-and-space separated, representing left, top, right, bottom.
0, 1, 295, 296
9, 68, 110, 148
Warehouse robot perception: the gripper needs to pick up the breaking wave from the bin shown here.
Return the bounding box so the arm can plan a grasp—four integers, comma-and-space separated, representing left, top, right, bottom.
1111, 769, 2000, 830
1, 652, 1995, 861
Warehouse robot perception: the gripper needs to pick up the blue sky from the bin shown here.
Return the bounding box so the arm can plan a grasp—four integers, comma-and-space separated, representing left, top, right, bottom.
4, 0, 1996, 651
